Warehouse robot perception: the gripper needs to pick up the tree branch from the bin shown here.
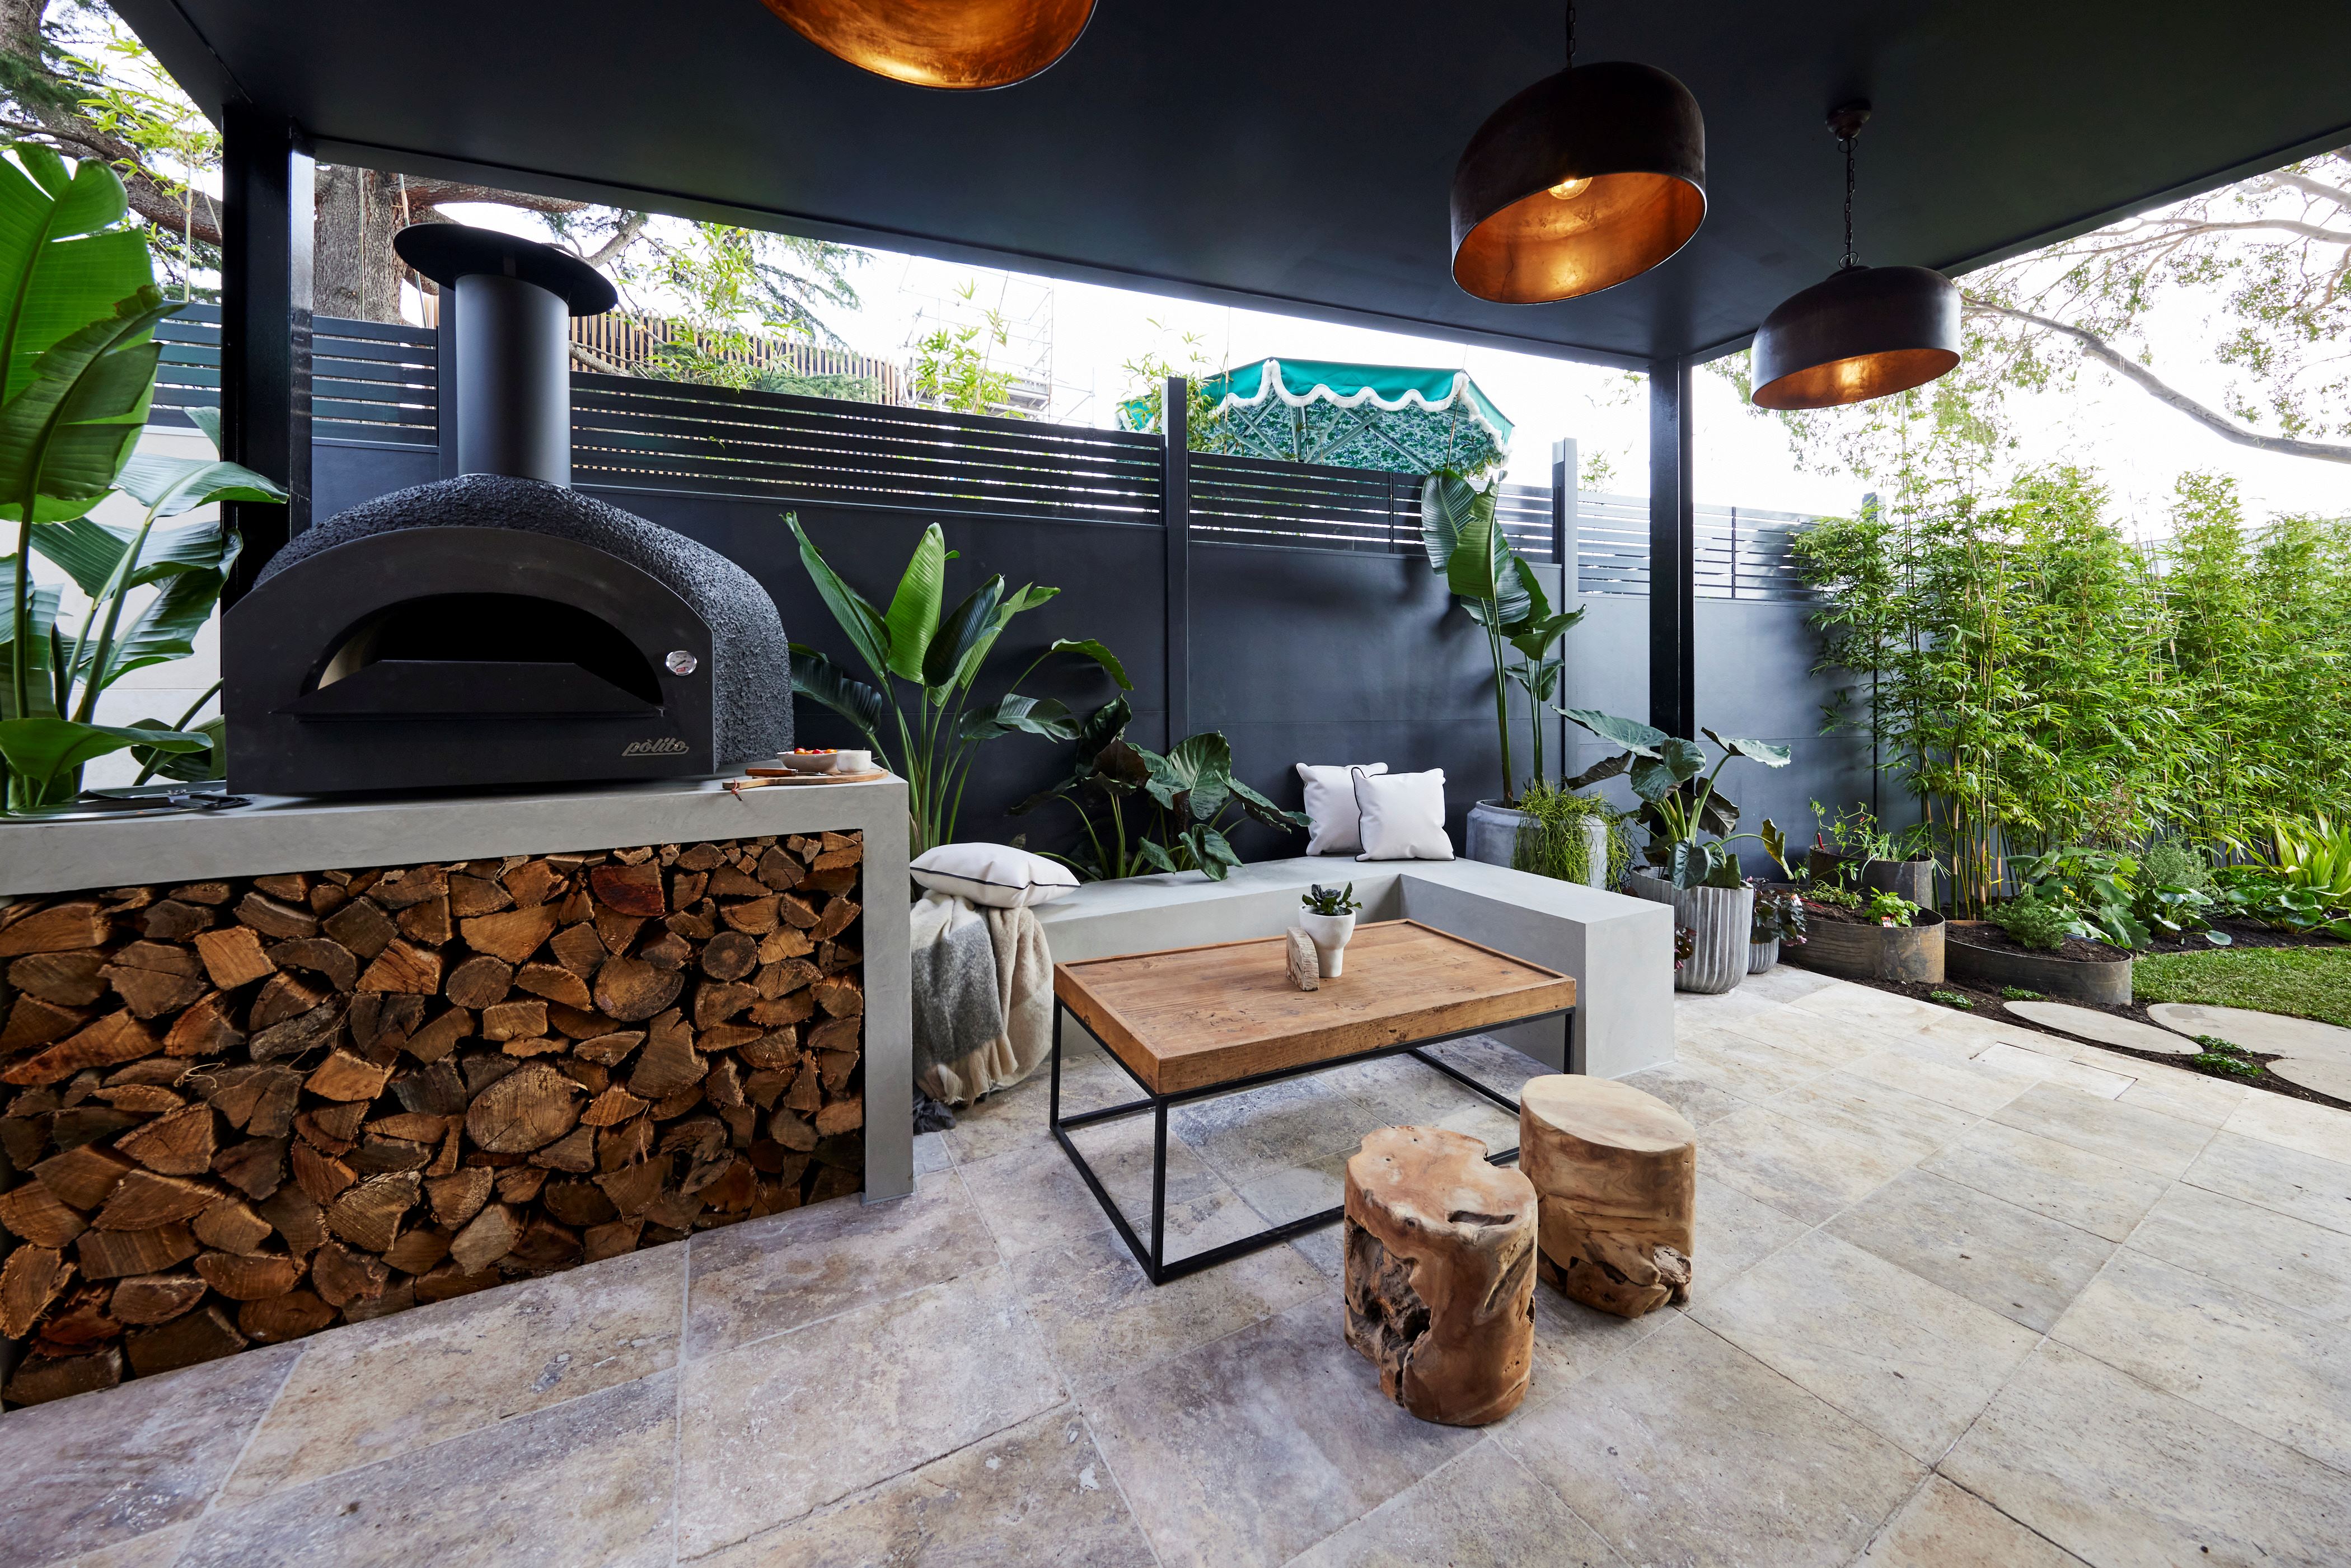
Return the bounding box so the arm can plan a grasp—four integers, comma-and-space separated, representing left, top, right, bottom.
1965, 296, 2351, 464
2266, 169, 2351, 209
579, 211, 648, 269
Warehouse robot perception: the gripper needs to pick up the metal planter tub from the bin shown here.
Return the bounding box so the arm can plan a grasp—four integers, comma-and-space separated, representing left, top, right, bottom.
1465, 800, 1611, 888
1806, 849, 1937, 909
1945, 921, 2133, 1005
1626, 873, 1753, 995
1788, 906, 1946, 984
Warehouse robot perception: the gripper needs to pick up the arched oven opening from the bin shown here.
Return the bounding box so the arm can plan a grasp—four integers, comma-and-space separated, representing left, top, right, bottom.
295, 593, 663, 720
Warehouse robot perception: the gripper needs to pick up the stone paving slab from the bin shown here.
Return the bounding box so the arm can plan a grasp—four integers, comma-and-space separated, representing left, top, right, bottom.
2004, 999, 2200, 1055
7, 972, 2350, 1568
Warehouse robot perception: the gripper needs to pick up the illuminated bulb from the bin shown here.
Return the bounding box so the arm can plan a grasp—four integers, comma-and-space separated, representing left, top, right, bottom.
1548, 175, 1593, 200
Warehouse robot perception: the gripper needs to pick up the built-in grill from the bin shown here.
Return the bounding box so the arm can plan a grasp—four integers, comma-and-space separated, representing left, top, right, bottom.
223, 226, 790, 795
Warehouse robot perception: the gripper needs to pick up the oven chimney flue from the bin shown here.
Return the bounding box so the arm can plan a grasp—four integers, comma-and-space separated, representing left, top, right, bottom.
393, 224, 621, 488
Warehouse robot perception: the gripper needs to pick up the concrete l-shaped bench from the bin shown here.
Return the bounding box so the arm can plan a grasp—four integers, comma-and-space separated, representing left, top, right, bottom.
1033, 856, 1676, 1080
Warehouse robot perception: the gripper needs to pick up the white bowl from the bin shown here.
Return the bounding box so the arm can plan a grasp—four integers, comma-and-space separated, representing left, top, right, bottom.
832, 749, 873, 773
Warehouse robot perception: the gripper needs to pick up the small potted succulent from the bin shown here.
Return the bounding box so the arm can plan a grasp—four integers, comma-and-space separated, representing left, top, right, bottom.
1299, 883, 1361, 976
1749, 884, 1808, 972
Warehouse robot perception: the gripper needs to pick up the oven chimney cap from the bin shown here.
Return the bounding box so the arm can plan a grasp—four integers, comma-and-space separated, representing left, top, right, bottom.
394, 224, 617, 316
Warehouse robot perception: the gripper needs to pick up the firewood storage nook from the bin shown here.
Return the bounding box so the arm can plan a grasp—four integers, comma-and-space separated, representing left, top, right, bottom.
0, 776, 911, 1407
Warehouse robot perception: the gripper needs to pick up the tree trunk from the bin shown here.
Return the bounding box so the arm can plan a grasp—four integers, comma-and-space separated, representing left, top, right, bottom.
315, 167, 408, 323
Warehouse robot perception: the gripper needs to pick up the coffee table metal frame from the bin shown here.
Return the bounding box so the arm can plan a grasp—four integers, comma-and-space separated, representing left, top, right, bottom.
1048, 1000, 1574, 1286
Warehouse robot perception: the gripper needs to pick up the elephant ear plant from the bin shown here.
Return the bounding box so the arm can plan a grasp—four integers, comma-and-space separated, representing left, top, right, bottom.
1559, 710, 1792, 889
786, 514, 1130, 853
1011, 696, 1306, 881
1, 148, 287, 813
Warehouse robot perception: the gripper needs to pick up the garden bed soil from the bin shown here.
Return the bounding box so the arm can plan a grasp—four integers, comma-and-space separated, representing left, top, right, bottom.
2141, 916, 2344, 953
1820, 968, 2351, 1115
1946, 921, 2128, 963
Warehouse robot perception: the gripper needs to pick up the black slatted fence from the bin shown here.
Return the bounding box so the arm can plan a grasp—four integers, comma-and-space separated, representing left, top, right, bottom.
152, 307, 1817, 595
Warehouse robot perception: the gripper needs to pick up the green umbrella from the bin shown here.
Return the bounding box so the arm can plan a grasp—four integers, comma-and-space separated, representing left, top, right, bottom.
1120, 357, 1512, 476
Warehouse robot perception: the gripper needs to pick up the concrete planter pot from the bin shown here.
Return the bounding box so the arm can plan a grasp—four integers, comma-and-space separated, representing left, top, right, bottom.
1465, 800, 1611, 888
1749, 938, 1780, 973
1789, 906, 1946, 984
1946, 920, 2132, 1004
1626, 872, 1752, 994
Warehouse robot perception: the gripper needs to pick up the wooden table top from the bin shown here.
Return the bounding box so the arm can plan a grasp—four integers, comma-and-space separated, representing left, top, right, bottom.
1053, 919, 1577, 1096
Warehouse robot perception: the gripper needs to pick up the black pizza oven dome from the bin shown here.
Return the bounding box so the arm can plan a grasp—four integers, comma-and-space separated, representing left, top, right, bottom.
223, 226, 791, 796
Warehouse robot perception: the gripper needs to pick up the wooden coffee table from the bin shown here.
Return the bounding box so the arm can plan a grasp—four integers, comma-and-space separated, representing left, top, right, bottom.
1050, 919, 1577, 1284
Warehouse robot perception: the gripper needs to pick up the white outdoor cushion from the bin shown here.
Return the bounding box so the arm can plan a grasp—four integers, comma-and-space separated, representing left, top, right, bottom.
1352, 768, 1454, 861
1295, 761, 1388, 855
910, 842, 1079, 908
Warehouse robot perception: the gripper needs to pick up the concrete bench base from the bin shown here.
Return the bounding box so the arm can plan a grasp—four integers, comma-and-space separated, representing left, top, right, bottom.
1032, 857, 1674, 1080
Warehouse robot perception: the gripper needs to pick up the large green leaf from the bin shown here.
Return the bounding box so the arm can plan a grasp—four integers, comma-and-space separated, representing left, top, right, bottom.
1443, 485, 1507, 603
1561, 709, 1669, 759
0, 151, 150, 405
129, 712, 224, 783
785, 513, 892, 682
0, 291, 174, 523
82, 566, 224, 691
881, 523, 948, 682
1509, 655, 1564, 704
1420, 469, 1476, 573
1505, 559, 1586, 659
921, 575, 1004, 690
114, 451, 285, 517
1228, 776, 1309, 833
1629, 738, 1708, 803
788, 643, 887, 752
949, 581, 1059, 694
1048, 638, 1132, 691
1699, 728, 1792, 769
0, 716, 203, 793
0, 567, 59, 720
1180, 824, 1243, 881
1146, 733, 1234, 822
959, 692, 1079, 745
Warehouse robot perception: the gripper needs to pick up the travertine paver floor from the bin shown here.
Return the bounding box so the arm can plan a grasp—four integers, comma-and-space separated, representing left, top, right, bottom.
4, 966, 2349, 1566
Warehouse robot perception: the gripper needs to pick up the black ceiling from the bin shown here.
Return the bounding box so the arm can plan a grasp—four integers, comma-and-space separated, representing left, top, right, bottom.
118, 1, 2351, 367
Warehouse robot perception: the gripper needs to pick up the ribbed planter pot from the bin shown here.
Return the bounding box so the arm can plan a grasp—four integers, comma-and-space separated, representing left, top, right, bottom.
1946, 921, 2132, 1004
1465, 801, 1611, 888
1788, 907, 1946, 984
1749, 938, 1780, 973
1806, 849, 1937, 908
1626, 872, 1753, 994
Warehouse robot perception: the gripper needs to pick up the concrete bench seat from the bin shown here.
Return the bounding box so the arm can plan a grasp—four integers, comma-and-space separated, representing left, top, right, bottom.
1033, 857, 1675, 1079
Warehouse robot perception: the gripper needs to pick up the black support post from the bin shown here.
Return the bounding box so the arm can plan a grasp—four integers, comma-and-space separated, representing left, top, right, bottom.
1552, 436, 1577, 776
1647, 358, 1695, 738
218, 104, 313, 605
1162, 375, 1190, 746
435, 283, 461, 480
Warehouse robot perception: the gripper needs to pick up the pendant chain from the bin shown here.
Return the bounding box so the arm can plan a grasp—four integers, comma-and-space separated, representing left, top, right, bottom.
1840, 130, 1858, 270
1564, 2, 1576, 68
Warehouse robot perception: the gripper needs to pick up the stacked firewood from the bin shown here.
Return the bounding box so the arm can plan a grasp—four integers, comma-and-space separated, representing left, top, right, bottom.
0, 831, 864, 1407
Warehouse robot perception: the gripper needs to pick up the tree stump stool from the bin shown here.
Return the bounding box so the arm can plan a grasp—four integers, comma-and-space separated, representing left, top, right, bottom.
1342, 1124, 1538, 1427
1519, 1075, 1696, 1318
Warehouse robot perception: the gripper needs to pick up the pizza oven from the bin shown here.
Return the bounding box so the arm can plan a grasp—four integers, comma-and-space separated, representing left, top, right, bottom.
223, 226, 791, 796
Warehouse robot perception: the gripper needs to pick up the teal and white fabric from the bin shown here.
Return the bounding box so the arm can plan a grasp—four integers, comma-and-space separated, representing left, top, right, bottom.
1119, 358, 1512, 476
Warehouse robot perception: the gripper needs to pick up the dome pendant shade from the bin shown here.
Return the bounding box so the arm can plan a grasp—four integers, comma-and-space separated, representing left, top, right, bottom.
1749, 264, 1961, 410
1451, 61, 1707, 304
760, 0, 1093, 90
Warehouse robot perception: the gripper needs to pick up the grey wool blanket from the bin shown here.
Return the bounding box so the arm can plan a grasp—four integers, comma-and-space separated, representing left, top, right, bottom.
908, 889, 1055, 1104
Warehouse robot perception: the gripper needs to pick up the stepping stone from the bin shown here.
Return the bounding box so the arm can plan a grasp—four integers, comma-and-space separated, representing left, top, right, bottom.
2144, 1003, 2351, 1064
2003, 1000, 2196, 1056
2266, 1057, 2351, 1101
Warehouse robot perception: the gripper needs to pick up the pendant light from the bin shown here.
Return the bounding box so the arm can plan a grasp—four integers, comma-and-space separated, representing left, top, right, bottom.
1450, 3, 1706, 304
1750, 103, 1961, 410
760, 0, 1093, 90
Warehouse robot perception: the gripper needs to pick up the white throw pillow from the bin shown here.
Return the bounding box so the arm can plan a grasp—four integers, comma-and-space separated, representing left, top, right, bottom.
1295, 761, 1388, 855
1352, 768, 1454, 861
910, 843, 1079, 908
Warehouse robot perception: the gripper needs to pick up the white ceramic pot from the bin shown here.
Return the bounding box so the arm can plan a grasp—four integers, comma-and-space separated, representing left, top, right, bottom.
1626, 871, 1755, 995
1298, 910, 1356, 977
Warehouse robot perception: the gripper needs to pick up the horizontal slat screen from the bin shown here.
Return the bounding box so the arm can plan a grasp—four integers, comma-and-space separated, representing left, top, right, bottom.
153, 303, 439, 447
143, 309, 1819, 595
571, 375, 1162, 526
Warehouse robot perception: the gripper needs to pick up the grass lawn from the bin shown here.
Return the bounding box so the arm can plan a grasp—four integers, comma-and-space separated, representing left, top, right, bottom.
2135, 946, 2351, 1029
